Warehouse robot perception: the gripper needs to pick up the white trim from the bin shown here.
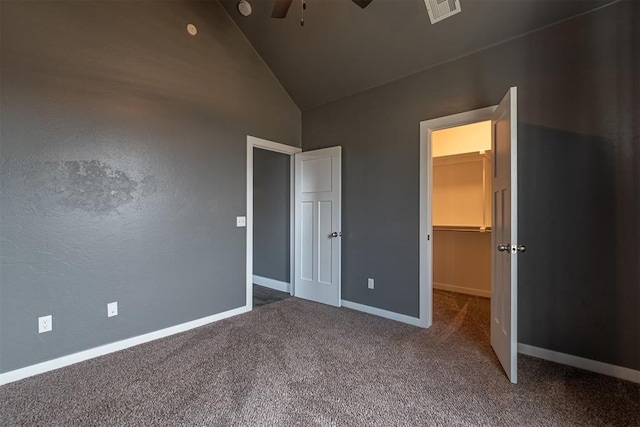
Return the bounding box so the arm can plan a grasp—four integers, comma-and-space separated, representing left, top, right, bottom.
421, 106, 497, 133
419, 106, 497, 330
518, 343, 640, 384
246, 136, 301, 308
289, 154, 296, 296
0, 305, 250, 386
247, 135, 302, 155
433, 282, 491, 298
252, 275, 290, 293
341, 300, 424, 328
247, 141, 254, 309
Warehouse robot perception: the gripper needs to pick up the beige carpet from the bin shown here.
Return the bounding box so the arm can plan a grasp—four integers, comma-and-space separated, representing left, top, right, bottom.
1, 290, 638, 426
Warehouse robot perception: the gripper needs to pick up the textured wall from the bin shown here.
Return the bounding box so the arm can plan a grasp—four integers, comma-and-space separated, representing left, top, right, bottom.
253, 148, 290, 282
303, 1, 639, 369
0, 1, 300, 373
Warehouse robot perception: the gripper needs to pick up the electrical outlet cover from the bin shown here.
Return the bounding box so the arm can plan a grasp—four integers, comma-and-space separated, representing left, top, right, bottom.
38, 315, 52, 333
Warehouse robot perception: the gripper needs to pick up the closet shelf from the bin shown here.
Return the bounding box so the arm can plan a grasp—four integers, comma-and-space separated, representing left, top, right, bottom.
433, 225, 491, 233
433, 150, 491, 166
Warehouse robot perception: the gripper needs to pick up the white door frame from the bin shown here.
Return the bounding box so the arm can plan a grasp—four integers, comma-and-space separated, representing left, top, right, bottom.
419, 106, 496, 327
246, 136, 302, 310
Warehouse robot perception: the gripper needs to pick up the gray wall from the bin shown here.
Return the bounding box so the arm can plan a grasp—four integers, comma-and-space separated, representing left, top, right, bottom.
0, 1, 300, 373
253, 148, 290, 282
303, 1, 639, 370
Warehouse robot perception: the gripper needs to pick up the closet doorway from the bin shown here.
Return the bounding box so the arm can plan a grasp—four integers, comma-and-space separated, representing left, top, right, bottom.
431, 121, 492, 298
419, 88, 520, 383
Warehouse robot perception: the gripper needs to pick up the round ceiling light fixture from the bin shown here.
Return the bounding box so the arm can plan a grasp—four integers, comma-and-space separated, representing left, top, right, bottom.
238, 0, 252, 17
186, 23, 198, 36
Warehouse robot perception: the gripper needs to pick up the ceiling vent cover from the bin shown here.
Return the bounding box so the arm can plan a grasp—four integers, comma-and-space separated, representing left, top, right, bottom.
424, 0, 461, 24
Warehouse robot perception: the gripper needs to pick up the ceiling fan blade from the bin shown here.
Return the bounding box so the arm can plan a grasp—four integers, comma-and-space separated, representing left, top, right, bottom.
272, 0, 294, 18
352, 0, 373, 8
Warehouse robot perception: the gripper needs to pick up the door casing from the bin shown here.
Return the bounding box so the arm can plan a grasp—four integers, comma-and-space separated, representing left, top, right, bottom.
246, 136, 301, 310
419, 106, 497, 328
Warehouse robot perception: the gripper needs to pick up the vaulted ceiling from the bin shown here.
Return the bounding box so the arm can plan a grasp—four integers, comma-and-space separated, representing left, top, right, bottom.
220, 0, 612, 110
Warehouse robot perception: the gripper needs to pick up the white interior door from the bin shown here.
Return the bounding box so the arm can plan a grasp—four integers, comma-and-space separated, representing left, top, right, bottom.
491, 87, 519, 383
294, 146, 342, 306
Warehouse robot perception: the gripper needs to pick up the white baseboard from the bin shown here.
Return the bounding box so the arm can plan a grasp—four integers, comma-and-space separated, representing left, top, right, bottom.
518, 343, 640, 384
434, 282, 491, 298
252, 275, 290, 293
341, 300, 427, 328
0, 305, 251, 386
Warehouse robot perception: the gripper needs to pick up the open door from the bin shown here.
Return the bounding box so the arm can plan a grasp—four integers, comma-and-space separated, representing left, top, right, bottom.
294, 146, 342, 306
491, 87, 521, 383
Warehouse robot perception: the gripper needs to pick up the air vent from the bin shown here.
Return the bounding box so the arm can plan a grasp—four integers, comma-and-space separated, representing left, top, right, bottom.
424, 0, 461, 24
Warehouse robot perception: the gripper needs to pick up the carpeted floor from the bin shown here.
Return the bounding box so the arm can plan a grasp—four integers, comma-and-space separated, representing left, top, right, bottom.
1, 290, 638, 426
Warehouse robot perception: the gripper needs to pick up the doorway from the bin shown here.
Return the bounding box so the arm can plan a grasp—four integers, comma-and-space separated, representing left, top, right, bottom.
246, 136, 301, 310
246, 137, 343, 310
419, 106, 496, 328
419, 87, 520, 383
431, 121, 492, 298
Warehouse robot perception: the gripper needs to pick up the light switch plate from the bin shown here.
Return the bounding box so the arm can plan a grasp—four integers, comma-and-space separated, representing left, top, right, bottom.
368, 278, 375, 289
236, 216, 246, 227
107, 302, 118, 317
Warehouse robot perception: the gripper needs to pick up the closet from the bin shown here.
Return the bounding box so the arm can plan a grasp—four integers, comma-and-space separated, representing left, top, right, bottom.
432, 121, 492, 298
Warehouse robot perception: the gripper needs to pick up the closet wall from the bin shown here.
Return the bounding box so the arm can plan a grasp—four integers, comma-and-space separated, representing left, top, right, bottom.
432, 122, 492, 298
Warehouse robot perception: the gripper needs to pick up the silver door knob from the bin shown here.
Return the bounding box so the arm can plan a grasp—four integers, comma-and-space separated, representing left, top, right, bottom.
497, 244, 511, 252
330, 232, 340, 238
516, 245, 526, 253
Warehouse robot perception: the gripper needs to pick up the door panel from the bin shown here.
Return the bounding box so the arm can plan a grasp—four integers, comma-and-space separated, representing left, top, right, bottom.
491, 87, 518, 383
300, 201, 314, 281
295, 147, 341, 306
318, 201, 333, 284
301, 157, 332, 193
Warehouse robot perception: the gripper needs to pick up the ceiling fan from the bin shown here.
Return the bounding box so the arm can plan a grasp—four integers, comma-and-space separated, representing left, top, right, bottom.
272, 0, 373, 26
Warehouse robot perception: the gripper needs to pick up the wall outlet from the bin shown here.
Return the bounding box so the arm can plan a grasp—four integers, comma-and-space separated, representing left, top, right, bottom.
368, 278, 375, 290
107, 302, 118, 317
38, 315, 52, 333
236, 216, 246, 227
